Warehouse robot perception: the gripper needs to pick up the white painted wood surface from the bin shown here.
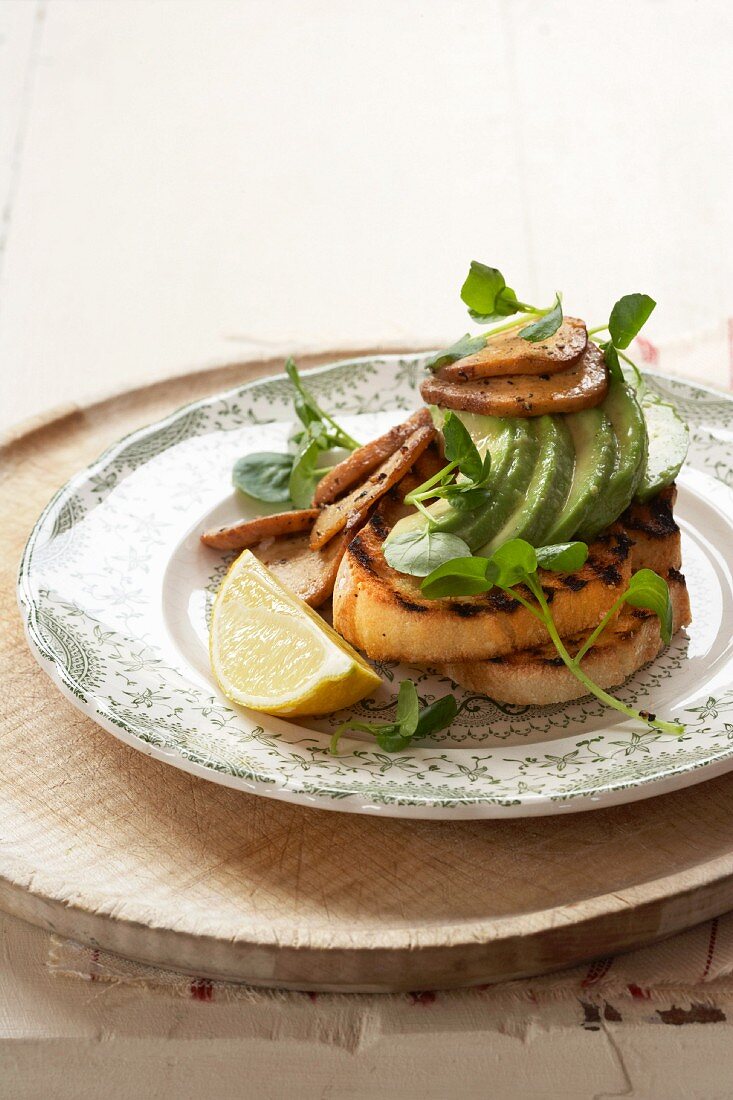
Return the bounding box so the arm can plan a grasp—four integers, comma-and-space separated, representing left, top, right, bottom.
2, 1, 733, 1094
1, 0, 732, 433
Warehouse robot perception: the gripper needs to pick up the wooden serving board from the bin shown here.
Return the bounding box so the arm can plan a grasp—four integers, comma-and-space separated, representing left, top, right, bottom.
3, 354, 733, 993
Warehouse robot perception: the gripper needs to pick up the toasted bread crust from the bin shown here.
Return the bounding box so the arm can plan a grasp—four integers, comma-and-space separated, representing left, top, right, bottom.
439, 572, 691, 703
333, 519, 633, 663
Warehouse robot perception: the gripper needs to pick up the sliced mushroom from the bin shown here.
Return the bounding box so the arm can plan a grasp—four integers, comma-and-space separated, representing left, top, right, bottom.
253, 529, 350, 608
420, 342, 608, 417
368, 445, 444, 532
201, 508, 320, 550
309, 421, 437, 550
312, 407, 432, 505
439, 317, 587, 382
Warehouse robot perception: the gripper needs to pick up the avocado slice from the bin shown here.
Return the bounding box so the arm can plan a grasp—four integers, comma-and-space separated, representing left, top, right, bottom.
459, 418, 539, 548
577, 378, 647, 540
636, 394, 689, 501
478, 415, 575, 555
428, 406, 514, 462
387, 417, 538, 551
542, 408, 617, 544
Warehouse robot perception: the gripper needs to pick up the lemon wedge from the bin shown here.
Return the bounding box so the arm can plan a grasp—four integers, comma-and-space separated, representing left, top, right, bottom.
210, 550, 381, 716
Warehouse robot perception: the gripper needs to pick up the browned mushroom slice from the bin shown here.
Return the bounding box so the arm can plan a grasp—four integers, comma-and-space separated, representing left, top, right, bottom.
439, 316, 587, 382
312, 407, 432, 505
201, 508, 320, 550
420, 342, 608, 417
253, 530, 350, 608
309, 421, 437, 549
368, 446, 444, 532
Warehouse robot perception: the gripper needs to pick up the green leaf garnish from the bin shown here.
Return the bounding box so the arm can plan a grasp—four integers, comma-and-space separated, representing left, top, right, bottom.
600, 340, 624, 382
622, 568, 673, 646
457, 262, 508, 319
535, 541, 589, 572
285, 358, 360, 451
232, 452, 294, 503
467, 290, 521, 324
413, 694, 459, 738
424, 334, 486, 371
519, 293, 563, 343
396, 411, 493, 528
608, 294, 656, 350
489, 538, 537, 587
420, 556, 497, 599
288, 434, 322, 509
330, 680, 458, 754
442, 411, 485, 483
383, 529, 471, 577
461, 263, 529, 324
230, 358, 359, 509
394, 677, 420, 738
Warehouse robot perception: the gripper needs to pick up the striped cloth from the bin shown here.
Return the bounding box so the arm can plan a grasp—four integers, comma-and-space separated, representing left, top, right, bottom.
48, 915, 733, 1034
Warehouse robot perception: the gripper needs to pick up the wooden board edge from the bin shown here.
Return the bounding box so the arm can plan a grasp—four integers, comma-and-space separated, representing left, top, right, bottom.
2, 870, 732, 992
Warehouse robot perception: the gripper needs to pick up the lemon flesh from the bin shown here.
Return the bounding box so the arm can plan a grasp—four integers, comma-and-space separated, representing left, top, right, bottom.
210, 550, 381, 716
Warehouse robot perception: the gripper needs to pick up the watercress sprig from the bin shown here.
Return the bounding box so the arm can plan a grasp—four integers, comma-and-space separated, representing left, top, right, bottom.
383, 412, 492, 576
285, 358, 360, 451
330, 679, 458, 755
405, 412, 493, 515
426, 262, 564, 370
589, 293, 656, 384
421, 539, 684, 736
232, 358, 359, 507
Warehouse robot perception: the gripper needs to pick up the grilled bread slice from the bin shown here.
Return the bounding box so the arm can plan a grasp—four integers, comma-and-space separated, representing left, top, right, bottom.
333, 517, 634, 664
624, 485, 681, 573
436, 484, 690, 703
440, 569, 690, 704
333, 482, 686, 668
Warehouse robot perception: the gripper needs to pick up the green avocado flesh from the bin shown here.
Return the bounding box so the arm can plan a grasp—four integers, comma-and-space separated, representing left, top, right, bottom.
577, 378, 647, 541
636, 394, 689, 502
608, 365, 688, 504
542, 408, 617, 544
477, 415, 574, 556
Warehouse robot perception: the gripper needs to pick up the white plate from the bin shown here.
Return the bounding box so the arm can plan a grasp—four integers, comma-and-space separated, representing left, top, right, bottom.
17, 355, 733, 818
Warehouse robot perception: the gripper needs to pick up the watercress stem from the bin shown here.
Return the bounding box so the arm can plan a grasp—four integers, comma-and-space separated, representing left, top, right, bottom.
573, 594, 627, 663
525, 576, 683, 735
495, 584, 546, 623
412, 498, 438, 524
322, 411, 360, 450
405, 460, 459, 505
588, 324, 609, 337
618, 349, 641, 371
330, 720, 376, 755
480, 313, 539, 340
